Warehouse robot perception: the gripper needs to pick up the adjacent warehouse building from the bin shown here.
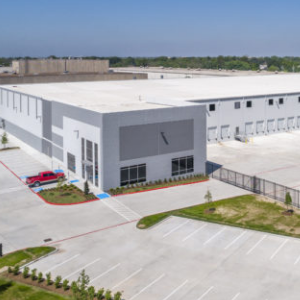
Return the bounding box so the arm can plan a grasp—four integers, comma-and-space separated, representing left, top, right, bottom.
1, 74, 300, 190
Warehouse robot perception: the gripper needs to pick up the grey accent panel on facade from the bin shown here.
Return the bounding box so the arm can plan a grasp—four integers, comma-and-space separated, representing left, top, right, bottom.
120, 119, 194, 161
42, 139, 52, 157
42, 100, 52, 140
52, 132, 63, 147
52, 101, 101, 129
52, 145, 64, 162
2, 119, 42, 151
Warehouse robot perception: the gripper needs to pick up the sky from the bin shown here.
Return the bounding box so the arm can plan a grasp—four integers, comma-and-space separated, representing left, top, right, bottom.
0, 0, 299, 57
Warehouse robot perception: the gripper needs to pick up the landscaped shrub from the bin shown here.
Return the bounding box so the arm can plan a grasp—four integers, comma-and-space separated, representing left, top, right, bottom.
88, 286, 95, 300
38, 272, 43, 283
31, 268, 37, 281
46, 272, 51, 285
105, 289, 112, 300
54, 275, 62, 288
71, 281, 78, 294
23, 266, 30, 278
8, 266, 12, 274
13, 265, 19, 276
84, 181, 90, 195
114, 291, 122, 300
96, 288, 104, 300
62, 279, 69, 291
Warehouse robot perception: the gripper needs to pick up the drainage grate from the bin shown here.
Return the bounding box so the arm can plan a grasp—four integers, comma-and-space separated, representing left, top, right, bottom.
44, 238, 52, 243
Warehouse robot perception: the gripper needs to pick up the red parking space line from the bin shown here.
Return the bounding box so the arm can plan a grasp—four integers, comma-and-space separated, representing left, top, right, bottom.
42, 219, 139, 246
255, 165, 299, 176
0, 160, 26, 185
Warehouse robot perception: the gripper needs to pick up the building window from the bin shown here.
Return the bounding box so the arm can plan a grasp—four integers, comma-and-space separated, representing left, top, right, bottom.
279, 98, 284, 105
209, 104, 215, 111
172, 156, 194, 176
268, 99, 274, 106
298, 97, 300, 103
67, 153, 76, 172
94, 143, 99, 187
246, 101, 252, 108
86, 140, 93, 163
120, 164, 146, 186
234, 102, 240, 109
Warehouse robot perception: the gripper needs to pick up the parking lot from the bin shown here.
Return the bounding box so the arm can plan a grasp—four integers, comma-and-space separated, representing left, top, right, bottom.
208, 131, 300, 189
27, 216, 300, 300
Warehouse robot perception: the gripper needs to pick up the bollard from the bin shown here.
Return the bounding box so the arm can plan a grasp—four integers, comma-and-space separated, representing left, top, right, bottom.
0, 243, 2, 257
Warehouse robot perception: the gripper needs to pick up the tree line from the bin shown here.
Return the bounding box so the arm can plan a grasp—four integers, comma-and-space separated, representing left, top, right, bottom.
2, 56, 300, 72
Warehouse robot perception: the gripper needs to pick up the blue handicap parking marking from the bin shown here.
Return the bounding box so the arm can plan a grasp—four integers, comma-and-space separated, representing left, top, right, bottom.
54, 169, 64, 173
33, 187, 43, 193
69, 179, 79, 183
19, 175, 28, 179
97, 193, 110, 199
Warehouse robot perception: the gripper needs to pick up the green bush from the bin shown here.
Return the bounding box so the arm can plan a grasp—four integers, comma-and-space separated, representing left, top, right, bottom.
31, 268, 37, 281
114, 291, 122, 300
46, 272, 51, 285
105, 289, 112, 300
96, 288, 104, 300
8, 266, 12, 274
62, 279, 69, 291
88, 286, 95, 300
37, 272, 43, 283
54, 275, 62, 288
13, 265, 19, 276
23, 266, 30, 278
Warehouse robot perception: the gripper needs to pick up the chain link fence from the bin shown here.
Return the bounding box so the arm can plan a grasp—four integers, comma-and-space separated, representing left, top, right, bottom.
206, 162, 300, 208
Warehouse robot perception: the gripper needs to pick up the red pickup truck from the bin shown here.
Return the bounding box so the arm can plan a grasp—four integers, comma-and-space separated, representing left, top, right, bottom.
26, 171, 65, 187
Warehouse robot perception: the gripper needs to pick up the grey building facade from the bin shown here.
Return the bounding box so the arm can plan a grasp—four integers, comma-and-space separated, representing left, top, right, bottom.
0, 86, 206, 190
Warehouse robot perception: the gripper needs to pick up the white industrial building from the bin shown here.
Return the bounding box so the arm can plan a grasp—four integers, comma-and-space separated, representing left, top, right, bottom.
1, 74, 300, 190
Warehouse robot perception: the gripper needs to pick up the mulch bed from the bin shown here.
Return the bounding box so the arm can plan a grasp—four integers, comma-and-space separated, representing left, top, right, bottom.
4, 272, 72, 297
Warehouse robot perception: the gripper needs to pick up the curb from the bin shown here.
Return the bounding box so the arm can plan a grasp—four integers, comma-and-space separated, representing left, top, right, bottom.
20, 248, 58, 270
112, 179, 209, 197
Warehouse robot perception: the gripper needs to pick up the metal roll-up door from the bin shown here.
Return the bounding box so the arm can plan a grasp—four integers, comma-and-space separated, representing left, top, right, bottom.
277, 118, 285, 131
256, 121, 264, 134
208, 126, 217, 141
221, 125, 230, 140
245, 122, 254, 135
287, 117, 294, 130
267, 119, 275, 132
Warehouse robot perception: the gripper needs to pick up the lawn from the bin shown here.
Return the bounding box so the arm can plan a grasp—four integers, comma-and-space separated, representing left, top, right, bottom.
39, 184, 97, 204
109, 174, 208, 195
137, 195, 300, 238
0, 247, 55, 269
0, 277, 70, 300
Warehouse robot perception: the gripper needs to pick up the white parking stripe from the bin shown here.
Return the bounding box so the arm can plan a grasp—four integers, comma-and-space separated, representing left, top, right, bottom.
231, 292, 240, 300
129, 273, 165, 300
44, 254, 80, 273
224, 231, 247, 250
90, 263, 121, 283
64, 258, 101, 279
163, 220, 190, 238
197, 286, 214, 300
294, 253, 300, 265
112, 268, 143, 290
270, 239, 288, 260
203, 228, 226, 245
246, 235, 267, 255
161, 280, 188, 300
182, 224, 207, 242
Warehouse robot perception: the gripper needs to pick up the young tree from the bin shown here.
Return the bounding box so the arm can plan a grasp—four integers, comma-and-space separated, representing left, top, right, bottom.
114, 291, 122, 300
88, 286, 95, 300
84, 181, 90, 195
62, 279, 69, 291
204, 189, 212, 204
96, 288, 104, 300
56, 176, 64, 189
23, 266, 30, 278
285, 192, 292, 210
105, 290, 112, 300
46, 272, 51, 285
37, 272, 43, 283
54, 275, 62, 288
72, 269, 90, 300
1, 132, 8, 148
31, 268, 37, 281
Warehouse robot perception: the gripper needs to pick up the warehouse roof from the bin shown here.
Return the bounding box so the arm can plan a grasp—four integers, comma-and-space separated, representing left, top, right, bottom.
2, 74, 300, 113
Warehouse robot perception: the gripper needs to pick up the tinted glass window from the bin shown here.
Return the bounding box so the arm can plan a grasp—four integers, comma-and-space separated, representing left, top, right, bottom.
120, 164, 146, 186
269, 99, 274, 105
234, 102, 240, 109
209, 104, 215, 111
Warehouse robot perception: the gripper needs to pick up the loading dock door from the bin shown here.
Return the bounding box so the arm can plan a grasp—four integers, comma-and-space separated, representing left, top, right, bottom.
245, 122, 254, 135
208, 126, 217, 141
277, 118, 285, 131
256, 121, 264, 134
267, 119, 275, 132
287, 117, 294, 130
221, 125, 230, 140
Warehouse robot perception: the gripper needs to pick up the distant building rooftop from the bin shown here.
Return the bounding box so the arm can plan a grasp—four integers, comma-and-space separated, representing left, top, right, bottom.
2, 74, 300, 113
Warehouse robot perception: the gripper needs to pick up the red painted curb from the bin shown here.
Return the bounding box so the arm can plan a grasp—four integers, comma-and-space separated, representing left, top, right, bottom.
43, 219, 139, 246
0, 160, 99, 206
112, 178, 209, 197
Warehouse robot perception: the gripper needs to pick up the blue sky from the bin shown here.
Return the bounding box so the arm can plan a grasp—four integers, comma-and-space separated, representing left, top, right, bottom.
1, 0, 299, 57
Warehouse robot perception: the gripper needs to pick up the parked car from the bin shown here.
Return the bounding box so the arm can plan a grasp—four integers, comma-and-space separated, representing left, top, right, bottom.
26, 171, 65, 187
